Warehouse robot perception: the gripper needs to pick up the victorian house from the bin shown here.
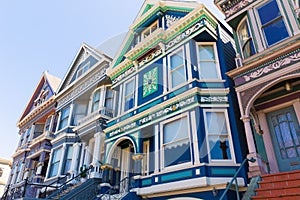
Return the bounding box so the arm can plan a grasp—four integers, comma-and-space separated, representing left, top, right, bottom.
214, 0, 300, 199
98, 0, 248, 199
39, 43, 114, 199
3, 71, 60, 199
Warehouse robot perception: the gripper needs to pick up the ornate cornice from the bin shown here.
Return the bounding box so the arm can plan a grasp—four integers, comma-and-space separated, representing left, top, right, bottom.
216, 0, 255, 18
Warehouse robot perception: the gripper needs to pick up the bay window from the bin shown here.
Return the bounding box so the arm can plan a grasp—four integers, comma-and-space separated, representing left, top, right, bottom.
257, 0, 289, 46
162, 115, 191, 168
204, 110, 234, 162
197, 43, 220, 80
73, 103, 87, 125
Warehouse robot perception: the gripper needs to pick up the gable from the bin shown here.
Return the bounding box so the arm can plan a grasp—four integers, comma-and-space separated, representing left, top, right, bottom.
18, 72, 61, 124
57, 43, 111, 93
112, 1, 198, 68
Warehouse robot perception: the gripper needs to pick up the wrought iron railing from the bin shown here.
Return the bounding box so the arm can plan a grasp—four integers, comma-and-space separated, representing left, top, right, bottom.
219, 157, 256, 200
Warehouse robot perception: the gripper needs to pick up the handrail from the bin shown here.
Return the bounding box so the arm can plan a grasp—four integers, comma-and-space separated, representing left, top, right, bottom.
219, 157, 256, 200
97, 176, 132, 199
45, 165, 94, 199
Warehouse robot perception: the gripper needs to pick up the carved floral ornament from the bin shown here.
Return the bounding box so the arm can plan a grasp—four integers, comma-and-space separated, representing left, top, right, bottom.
165, 14, 182, 28
242, 51, 300, 82
220, 0, 255, 18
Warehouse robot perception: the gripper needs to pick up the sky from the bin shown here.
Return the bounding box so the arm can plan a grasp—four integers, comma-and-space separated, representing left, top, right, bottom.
0, 0, 225, 160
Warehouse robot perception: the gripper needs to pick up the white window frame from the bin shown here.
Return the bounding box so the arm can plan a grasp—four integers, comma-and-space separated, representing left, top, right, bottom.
141, 20, 158, 40
254, 0, 291, 48
196, 42, 222, 81
237, 17, 256, 59
143, 140, 150, 176
160, 113, 192, 170
203, 109, 236, 164
122, 78, 136, 113
167, 47, 187, 90
48, 147, 62, 178
58, 106, 70, 130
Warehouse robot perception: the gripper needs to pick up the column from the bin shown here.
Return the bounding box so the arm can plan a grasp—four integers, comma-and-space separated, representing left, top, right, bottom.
154, 124, 159, 173
48, 114, 56, 134
79, 142, 86, 170
67, 103, 75, 126
70, 143, 81, 176
91, 132, 102, 178
241, 116, 264, 177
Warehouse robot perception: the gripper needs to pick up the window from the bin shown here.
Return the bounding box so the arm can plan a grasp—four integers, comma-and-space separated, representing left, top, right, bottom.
15, 161, 22, 183
257, 0, 289, 46
204, 110, 233, 162
91, 89, 101, 112
105, 88, 114, 111
63, 145, 73, 174
197, 43, 220, 80
169, 49, 186, 88
237, 19, 256, 58
162, 116, 191, 168
141, 21, 158, 40
33, 124, 44, 139
73, 103, 87, 125
143, 141, 150, 176
124, 79, 135, 112
59, 107, 70, 130
49, 148, 62, 177
44, 116, 52, 132
76, 61, 91, 78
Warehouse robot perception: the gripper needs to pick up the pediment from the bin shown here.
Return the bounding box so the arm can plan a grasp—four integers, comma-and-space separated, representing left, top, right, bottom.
57, 43, 112, 93
18, 72, 61, 124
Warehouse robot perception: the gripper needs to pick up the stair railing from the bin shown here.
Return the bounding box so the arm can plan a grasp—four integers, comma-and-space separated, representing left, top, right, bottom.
219, 157, 256, 200
45, 164, 94, 199
97, 176, 132, 199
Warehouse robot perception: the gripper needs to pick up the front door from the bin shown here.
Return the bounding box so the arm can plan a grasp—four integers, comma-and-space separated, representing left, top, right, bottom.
267, 106, 300, 172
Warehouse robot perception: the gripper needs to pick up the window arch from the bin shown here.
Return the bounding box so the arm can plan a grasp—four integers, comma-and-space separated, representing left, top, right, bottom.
237, 18, 256, 59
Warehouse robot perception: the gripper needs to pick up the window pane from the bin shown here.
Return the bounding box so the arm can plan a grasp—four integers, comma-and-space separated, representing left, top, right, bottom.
163, 117, 190, 167
257, 0, 280, 25
263, 19, 289, 46
172, 67, 185, 88
199, 62, 218, 79
164, 117, 188, 143
125, 80, 135, 96
209, 136, 232, 160
206, 112, 227, 134
199, 45, 215, 60
170, 51, 183, 70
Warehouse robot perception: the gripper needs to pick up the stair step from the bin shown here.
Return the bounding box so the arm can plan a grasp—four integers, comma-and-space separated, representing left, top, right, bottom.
252, 193, 300, 200
257, 177, 300, 190
260, 170, 300, 182
255, 185, 300, 196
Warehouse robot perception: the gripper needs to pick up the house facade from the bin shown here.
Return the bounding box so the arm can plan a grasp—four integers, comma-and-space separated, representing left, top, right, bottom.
99, 0, 248, 199
214, 0, 300, 177
0, 158, 11, 198
3, 72, 61, 199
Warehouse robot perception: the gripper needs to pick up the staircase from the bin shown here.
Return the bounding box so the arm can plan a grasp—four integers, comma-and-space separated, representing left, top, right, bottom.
252, 170, 300, 200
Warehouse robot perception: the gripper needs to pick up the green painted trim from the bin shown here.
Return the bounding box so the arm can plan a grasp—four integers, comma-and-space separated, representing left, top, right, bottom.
161, 170, 193, 182
142, 4, 154, 16
141, 178, 152, 186
211, 168, 236, 176
111, 63, 134, 80
113, 34, 135, 68
233, 32, 242, 57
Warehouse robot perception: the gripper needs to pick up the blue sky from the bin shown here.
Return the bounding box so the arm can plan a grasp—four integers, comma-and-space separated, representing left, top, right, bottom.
0, 0, 224, 159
